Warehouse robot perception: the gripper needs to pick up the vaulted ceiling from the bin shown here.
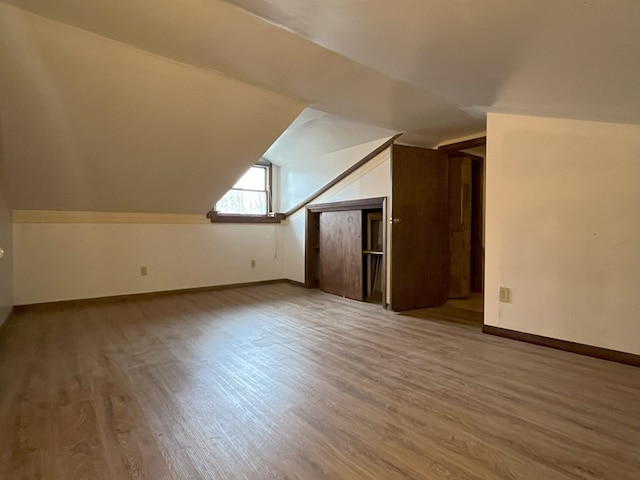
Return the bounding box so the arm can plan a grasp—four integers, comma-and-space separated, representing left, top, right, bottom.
0, 0, 638, 213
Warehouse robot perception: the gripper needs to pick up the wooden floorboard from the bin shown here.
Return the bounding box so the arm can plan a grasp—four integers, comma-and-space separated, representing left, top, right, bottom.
0, 283, 638, 479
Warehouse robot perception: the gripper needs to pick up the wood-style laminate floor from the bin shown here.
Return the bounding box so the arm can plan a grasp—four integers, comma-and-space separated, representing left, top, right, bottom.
446, 293, 484, 313
0, 283, 638, 479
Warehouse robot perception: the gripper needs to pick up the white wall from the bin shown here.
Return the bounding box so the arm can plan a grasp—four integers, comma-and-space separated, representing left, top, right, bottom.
12, 143, 393, 305
278, 137, 392, 212
485, 113, 640, 355
281, 147, 391, 283
13, 220, 282, 305
0, 167, 12, 323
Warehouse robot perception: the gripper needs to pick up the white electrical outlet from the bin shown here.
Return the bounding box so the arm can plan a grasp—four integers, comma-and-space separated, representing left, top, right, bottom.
499, 287, 511, 303
140, 266, 148, 276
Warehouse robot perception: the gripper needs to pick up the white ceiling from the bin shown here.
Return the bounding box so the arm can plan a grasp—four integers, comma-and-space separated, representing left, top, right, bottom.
225, 0, 640, 125
0, 0, 638, 213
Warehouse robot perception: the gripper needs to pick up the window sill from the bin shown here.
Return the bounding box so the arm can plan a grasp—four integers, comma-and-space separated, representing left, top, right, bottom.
206, 210, 285, 224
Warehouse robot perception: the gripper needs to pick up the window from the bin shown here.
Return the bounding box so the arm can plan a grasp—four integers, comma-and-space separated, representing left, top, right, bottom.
207, 160, 283, 223
215, 162, 271, 215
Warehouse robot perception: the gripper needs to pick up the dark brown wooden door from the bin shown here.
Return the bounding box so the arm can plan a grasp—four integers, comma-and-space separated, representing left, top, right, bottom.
319, 210, 363, 300
390, 145, 448, 311
448, 156, 472, 298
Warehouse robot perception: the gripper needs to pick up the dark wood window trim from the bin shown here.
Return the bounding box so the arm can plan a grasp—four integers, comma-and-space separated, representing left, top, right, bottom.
206, 211, 285, 223
208, 160, 279, 223
206, 135, 401, 224
256, 159, 274, 214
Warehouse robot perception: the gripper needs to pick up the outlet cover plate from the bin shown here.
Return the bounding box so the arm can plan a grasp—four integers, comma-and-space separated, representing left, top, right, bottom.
499, 287, 511, 303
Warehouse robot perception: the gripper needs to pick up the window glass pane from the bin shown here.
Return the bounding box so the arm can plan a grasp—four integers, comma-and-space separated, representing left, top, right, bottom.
233, 166, 266, 191
216, 190, 267, 215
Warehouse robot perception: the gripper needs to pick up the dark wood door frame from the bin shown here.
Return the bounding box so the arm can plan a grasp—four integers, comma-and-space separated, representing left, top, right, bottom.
470, 159, 484, 293
438, 136, 486, 154
439, 136, 486, 296
305, 197, 387, 306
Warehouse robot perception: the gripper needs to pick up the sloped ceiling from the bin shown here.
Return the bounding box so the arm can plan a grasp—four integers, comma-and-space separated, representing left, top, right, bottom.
264, 108, 397, 166
0, 0, 479, 143
226, 0, 640, 125
0, 4, 304, 213
0, 0, 638, 213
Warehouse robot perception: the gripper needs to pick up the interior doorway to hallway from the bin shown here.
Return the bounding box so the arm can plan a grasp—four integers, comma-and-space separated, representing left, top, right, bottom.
439, 136, 486, 313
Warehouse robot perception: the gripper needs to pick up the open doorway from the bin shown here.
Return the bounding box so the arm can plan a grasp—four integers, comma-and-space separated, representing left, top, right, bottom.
439, 136, 486, 314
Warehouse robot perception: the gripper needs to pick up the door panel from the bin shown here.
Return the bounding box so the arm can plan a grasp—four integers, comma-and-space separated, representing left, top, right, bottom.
391, 145, 448, 311
319, 210, 363, 300
342, 210, 363, 301
448, 156, 472, 298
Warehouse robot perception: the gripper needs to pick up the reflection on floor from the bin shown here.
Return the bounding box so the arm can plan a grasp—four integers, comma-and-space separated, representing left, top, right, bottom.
446, 292, 483, 313
1, 284, 638, 479
404, 292, 483, 328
